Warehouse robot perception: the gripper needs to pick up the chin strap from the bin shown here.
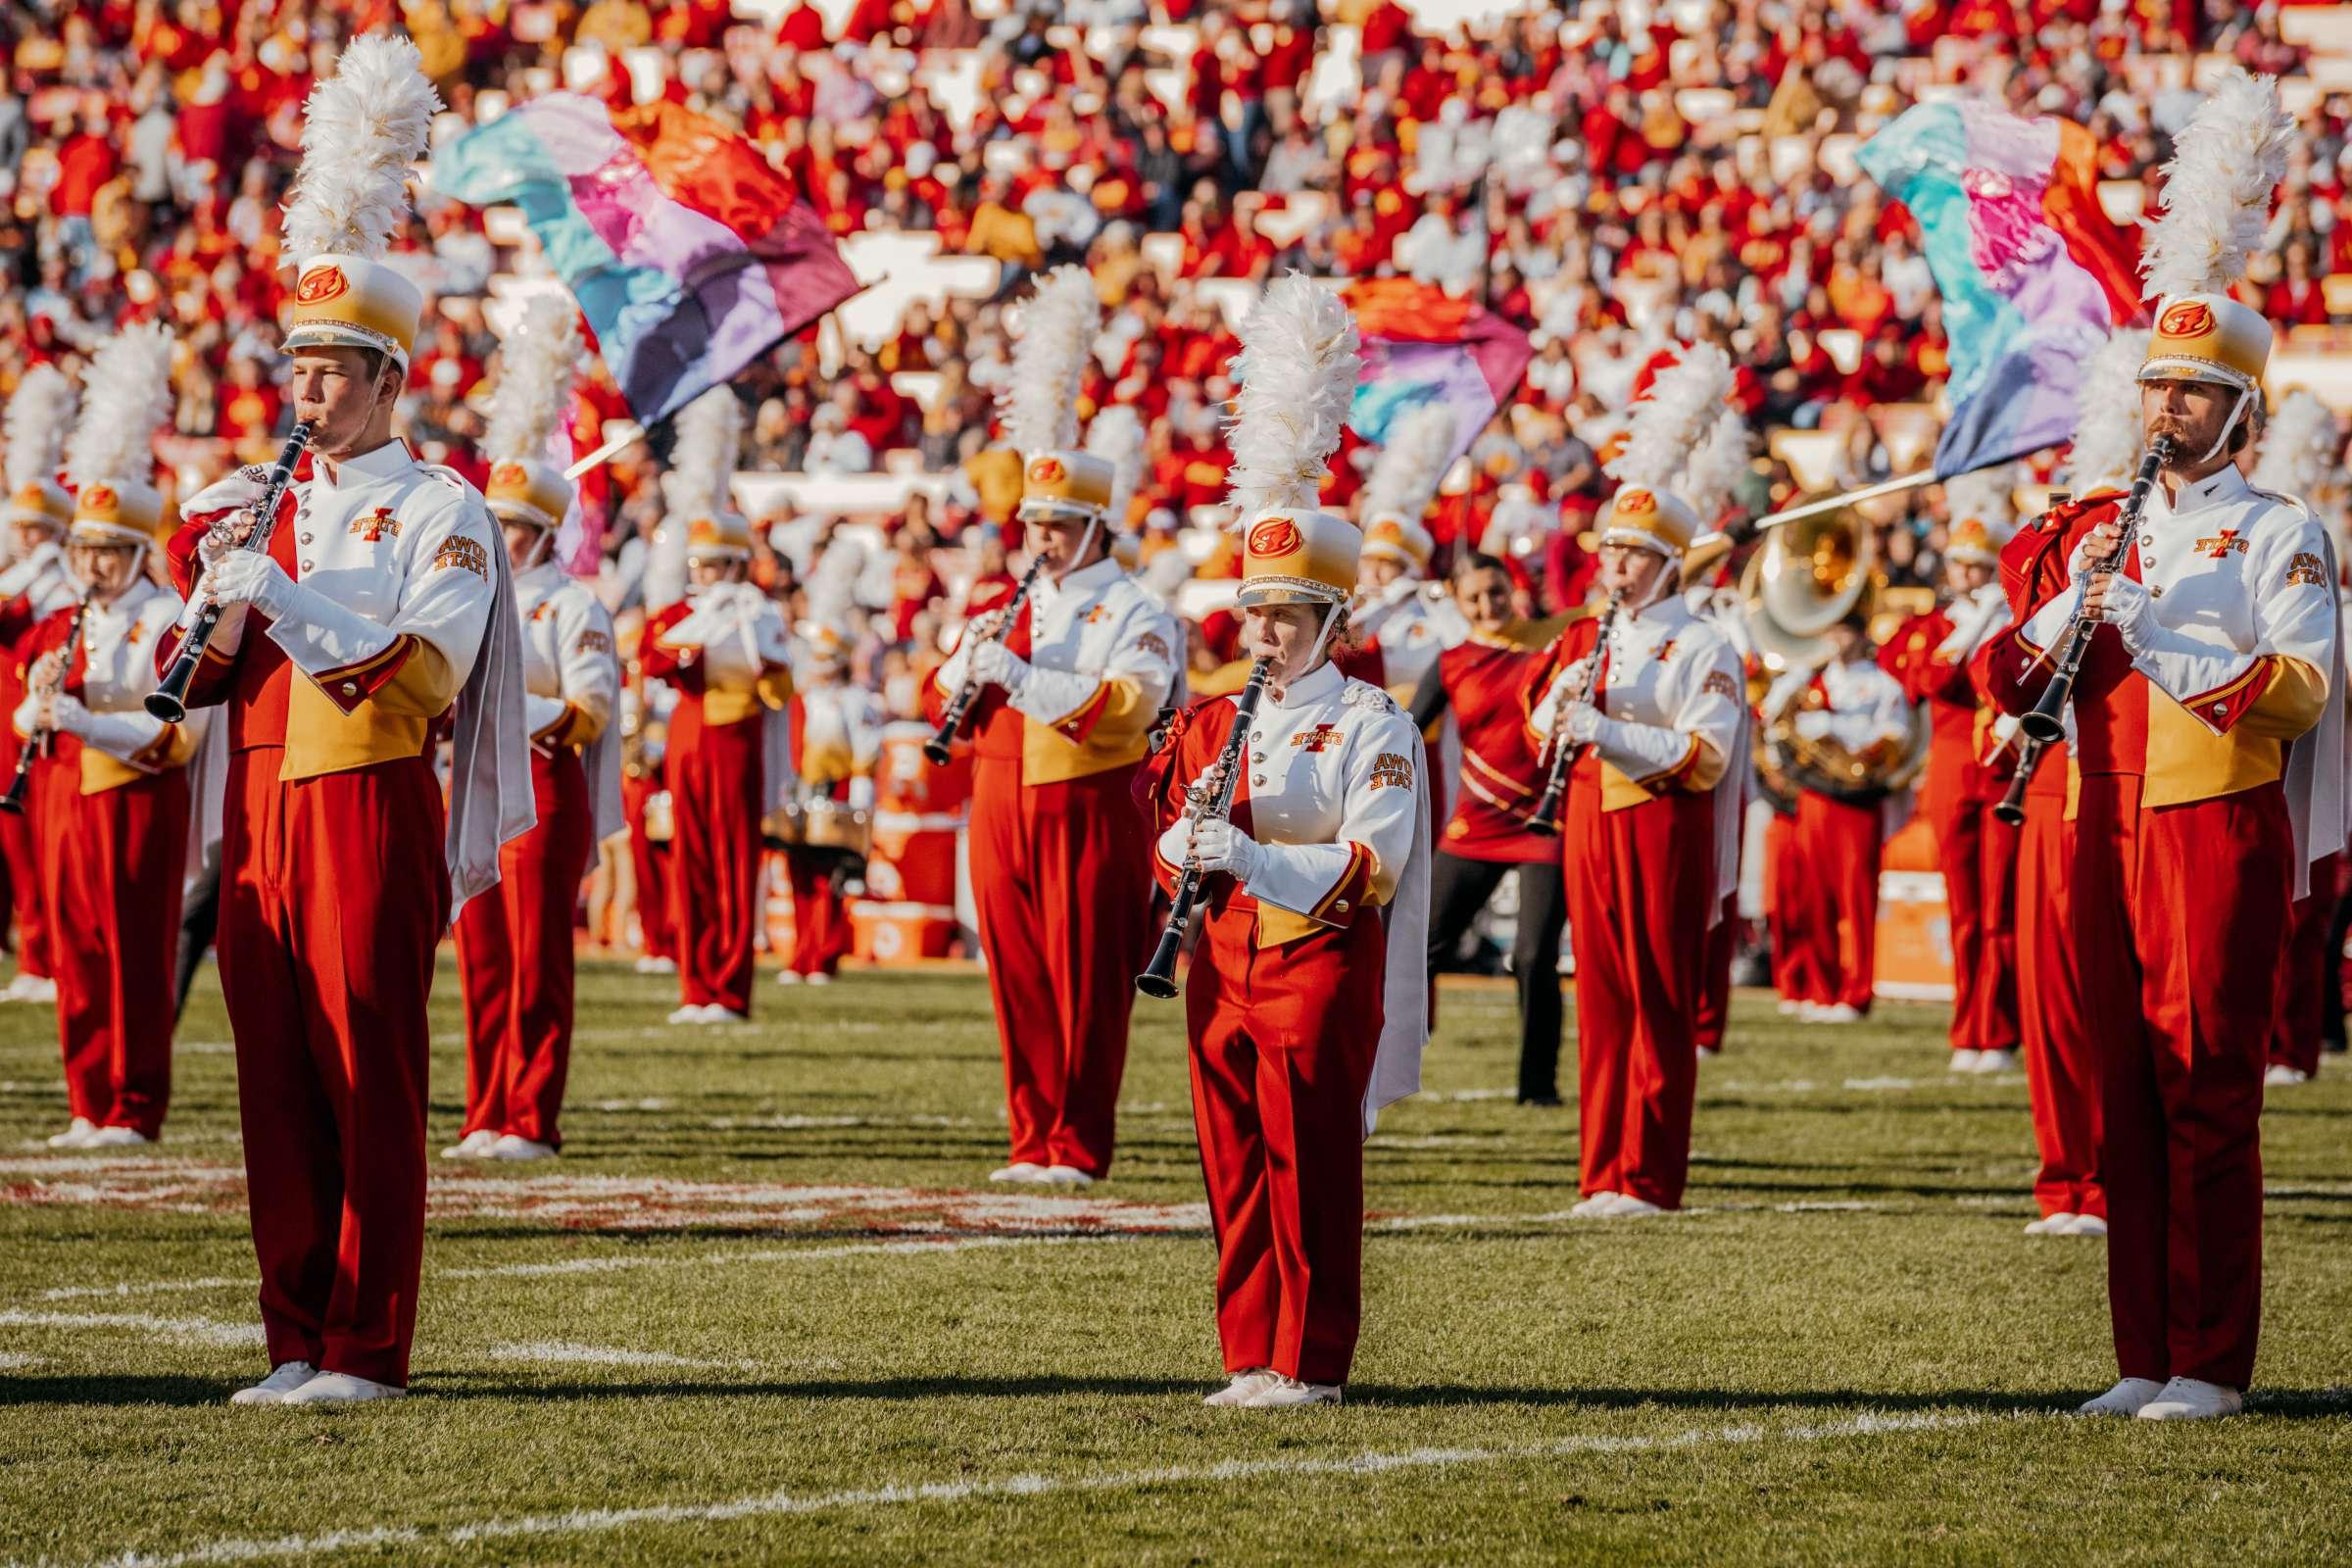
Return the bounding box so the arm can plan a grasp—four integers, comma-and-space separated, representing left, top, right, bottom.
2197, 385, 2256, 466
1301, 597, 1346, 675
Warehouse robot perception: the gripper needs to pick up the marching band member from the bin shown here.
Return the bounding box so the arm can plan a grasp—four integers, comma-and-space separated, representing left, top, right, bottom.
1522, 345, 1746, 1216
161, 34, 532, 1405
619, 657, 678, 973
642, 391, 794, 1026
778, 622, 881, 986
1348, 403, 1455, 699
0, 365, 79, 1005
1982, 72, 2343, 1421
22, 324, 195, 1150
1145, 276, 1427, 1407
449, 298, 619, 1160
925, 267, 1178, 1188
1883, 467, 2020, 1072
1410, 553, 1565, 1104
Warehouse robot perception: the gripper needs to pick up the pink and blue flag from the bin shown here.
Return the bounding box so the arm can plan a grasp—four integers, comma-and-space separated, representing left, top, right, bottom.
435, 93, 860, 426
1858, 99, 2144, 478
1343, 280, 1535, 466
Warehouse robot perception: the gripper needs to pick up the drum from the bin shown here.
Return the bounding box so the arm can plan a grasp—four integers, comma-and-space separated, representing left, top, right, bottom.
761, 801, 808, 848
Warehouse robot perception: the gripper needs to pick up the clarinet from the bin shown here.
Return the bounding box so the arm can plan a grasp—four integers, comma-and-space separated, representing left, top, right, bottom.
0, 590, 94, 816
1526, 592, 1623, 835
147, 419, 314, 724
1991, 726, 2043, 829
1135, 657, 1272, 1000
2013, 435, 2174, 749
923, 558, 1044, 766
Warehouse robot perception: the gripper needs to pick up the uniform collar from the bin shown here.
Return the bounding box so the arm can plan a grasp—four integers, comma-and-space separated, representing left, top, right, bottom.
1623, 589, 1690, 628
515, 559, 564, 592
316, 438, 416, 487
1041, 555, 1121, 597
1271, 658, 1343, 710
2163, 463, 2249, 513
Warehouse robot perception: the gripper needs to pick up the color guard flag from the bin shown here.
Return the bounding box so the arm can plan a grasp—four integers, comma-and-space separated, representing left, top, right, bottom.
1343, 279, 1535, 469
1857, 99, 2145, 478
435, 93, 860, 426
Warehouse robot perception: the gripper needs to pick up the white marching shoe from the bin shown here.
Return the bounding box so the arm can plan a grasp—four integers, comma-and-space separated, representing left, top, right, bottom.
1597, 1193, 1665, 1218
1696, 1046, 1720, 1061
633, 956, 676, 975
278, 1371, 407, 1406
1203, 1369, 1279, 1407
665, 1004, 707, 1026
702, 1007, 750, 1026
775, 970, 803, 987
1972, 1049, 2019, 1074
2079, 1377, 2166, 1417
228, 1361, 319, 1405
1042, 1165, 1095, 1189
1811, 1003, 1862, 1024
1242, 1374, 1343, 1409
2137, 1378, 2242, 1421
1569, 1190, 1622, 1218
988, 1162, 1049, 1185
1776, 998, 1802, 1016
84, 1126, 150, 1148
2264, 1063, 2310, 1087
440, 1129, 499, 1160
2062, 1213, 2108, 1238
487, 1134, 558, 1161
6, 972, 55, 1004
46, 1117, 97, 1149
2023, 1212, 2077, 1236
1948, 1050, 1983, 1073
806, 972, 831, 987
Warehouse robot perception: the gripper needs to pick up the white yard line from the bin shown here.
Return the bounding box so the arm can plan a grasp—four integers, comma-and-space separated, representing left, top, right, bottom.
488, 1341, 754, 1371
54, 1408, 2032, 1568
0, 1349, 46, 1369
441, 1231, 1121, 1281
0, 1309, 263, 1348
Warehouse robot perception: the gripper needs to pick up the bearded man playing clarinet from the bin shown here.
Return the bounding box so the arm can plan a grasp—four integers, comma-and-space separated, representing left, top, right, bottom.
1980, 70, 2344, 1424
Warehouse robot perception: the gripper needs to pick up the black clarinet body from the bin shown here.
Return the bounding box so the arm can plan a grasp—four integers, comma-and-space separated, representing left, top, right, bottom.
923, 559, 1044, 766
147, 419, 314, 724
1526, 593, 1623, 835
2015, 436, 2175, 748
1135, 658, 1272, 1000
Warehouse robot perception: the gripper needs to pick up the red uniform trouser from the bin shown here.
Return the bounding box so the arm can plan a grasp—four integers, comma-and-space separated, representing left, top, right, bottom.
1564, 760, 1714, 1208
1765, 810, 1821, 1004
220, 750, 447, 1388
2270, 852, 2340, 1078
622, 771, 674, 961
2018, 783, 2100, 1219
1186, 900, 1383, 1386
0, 746, 51, 979
1793, 790, 1882, 1011
456, 749, 593, 1148
1695, 886, 1738, 1052
2074, 774, 2285, 1390
969, 760, 1152, 1174
1930, 791, 2021, 1054
667, 715, 763, 1014
37, 759, 188, 1138
783, 848, 852, 977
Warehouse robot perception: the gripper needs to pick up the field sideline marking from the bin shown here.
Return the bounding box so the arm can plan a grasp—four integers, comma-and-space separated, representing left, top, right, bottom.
51, 1407, 2031, 1568
0, 1310, 263, 1348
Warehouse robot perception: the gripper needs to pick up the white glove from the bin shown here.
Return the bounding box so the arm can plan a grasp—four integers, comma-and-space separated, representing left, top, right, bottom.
1190, 817, 1263, 881
199, 550, 300, 620
525, 693, 570, 739
970, 638, 1031, 693
0, 542, 61, 600
1793, 710, 1834, 742
10, 694, 36, 738
2086, 571, 2157, 653
1155, 815, 1199, 868
45, 693, 87, 737
1530, 657, 1596, 737
1562, 703, 1603, 746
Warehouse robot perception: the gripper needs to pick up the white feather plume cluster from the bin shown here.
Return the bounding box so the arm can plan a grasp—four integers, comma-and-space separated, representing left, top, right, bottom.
2062, 328, 2151, 491
998, 266, 1101, 456
281, 32, 442, 266
1943, 463, 2017, 530
1607, 341, 1735, 496
66, 322, 174, 489
2251, 389, 2342, 501
1084, 403, 1148, 525
662, 386, 744, 523
3, 366, 75, 495
1223, 272, 1361, 520
485, 296, 584, 466
1359, 403, 1455, 523
1680, 407, 1753, 527
2139, 66, 2293, 302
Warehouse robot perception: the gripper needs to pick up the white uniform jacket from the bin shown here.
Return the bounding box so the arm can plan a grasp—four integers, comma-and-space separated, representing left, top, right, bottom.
13, 578, 206, 792
516, 559, 623, 842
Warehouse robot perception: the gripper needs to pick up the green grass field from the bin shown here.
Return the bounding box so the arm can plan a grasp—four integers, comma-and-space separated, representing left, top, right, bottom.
3, 957, 2350, 1566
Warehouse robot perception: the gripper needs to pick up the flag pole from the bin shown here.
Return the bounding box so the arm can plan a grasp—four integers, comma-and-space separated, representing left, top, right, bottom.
563, 420, 647, 482
1748, 468, 1941, 532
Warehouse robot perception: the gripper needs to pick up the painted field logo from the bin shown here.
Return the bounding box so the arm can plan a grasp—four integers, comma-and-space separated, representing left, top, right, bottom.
2158, 300, 2215, 339
80, 484, 117, 513
1028, 456, 1066, 484
1248, 518, 1302, 558
295, 266, 351, 305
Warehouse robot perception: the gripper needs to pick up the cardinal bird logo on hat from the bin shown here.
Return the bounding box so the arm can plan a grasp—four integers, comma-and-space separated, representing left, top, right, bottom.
2158, 301, 2215, 339
1249, 517, 1303, 557
81, 484, 117, 511
1028, 456, 1066, 484
295, 267, 351, 305
492, 463, 528, 488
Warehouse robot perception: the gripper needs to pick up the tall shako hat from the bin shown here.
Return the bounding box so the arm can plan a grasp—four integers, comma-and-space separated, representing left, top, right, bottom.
1083, 402, 1148, 568
1942, 465, 2017, 567
1226, 273, 1363, 610
66, 321, 177, 550
2, 365, 76, 532
2250, 389, 2341, 505
1002, 266, 1113, 529
2135, 66, 2293, 455
483, 296, 585, 534
1357, 403, 1452, 573
278, 33, 442, 369
665, 387, 751, 564
1600, 341, 1736, 558
2063, 328, 2153, 493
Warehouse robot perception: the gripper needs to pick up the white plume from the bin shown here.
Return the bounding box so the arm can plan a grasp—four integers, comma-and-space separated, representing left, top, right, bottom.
1223, 272, 1361, 519
2251, 389, 2342, 502
997, 265, 1101, 456
2139, 66, 2293, 302
66, 322, 174, 489
2062, 329, 2151, 491
661, 386, 744, 524
484, 296, 584, 466
281, 32, 442, 265
1943, 463, 2017, 530
1084, 403, 1148, 525
1359, 403, 1455, 523
1607, 341, 1735, 495
1680, 406, 1753, 527
3, 366, 75, 495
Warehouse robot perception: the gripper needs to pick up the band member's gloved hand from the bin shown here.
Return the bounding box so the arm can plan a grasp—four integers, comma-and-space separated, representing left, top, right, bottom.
199, 549, 303, 620
2082, 569, 2157, 652
10, 694, 40, 738
524, 693, 570, 740
2069, 516, 2128, 577
1189, 817, 1263, 881
1562, 703, 1603, 746
0, 540, 61, 600
1155, 815, 1199, 868
42, 692, 87, 736
970, 638, 1032, 693
1793, 710, 1835, 742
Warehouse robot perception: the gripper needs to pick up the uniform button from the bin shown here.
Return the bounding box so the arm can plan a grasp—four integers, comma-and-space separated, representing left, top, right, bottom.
342, 682, 358, 697
2150, 586, 2163, 598
301, 561, 315, 573
1333, 900, 1348, 913
1251, 774, 1266, 787
299, 532, 314, 544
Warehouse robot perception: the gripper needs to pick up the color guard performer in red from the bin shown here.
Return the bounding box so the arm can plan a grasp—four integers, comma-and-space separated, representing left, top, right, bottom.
926, 267, 1178, 1188
641, 388, 794, 1025
1410, 553, 1565, 1103
1522, 345, 1746, 1217
1145, 276, 1427, 1408
164, 36, 532, 1405
1882, 468, 2020, 1072
449, 298, 619, 1160
20, 325, 195, 1151
777, 622, 880, 986
1982, 71, 2343, 1421
0, 365, 80, 1006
